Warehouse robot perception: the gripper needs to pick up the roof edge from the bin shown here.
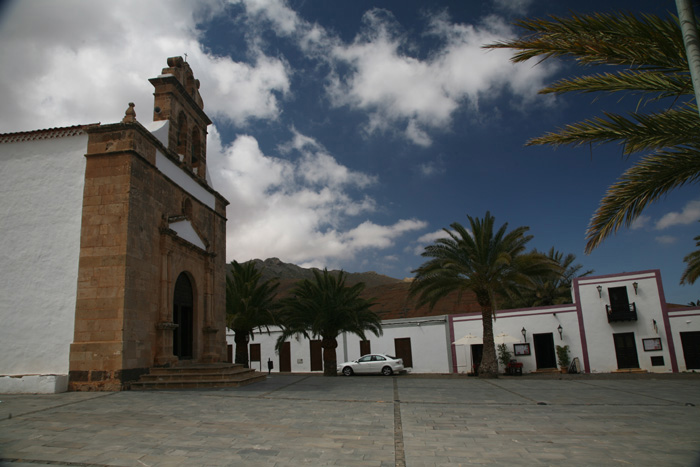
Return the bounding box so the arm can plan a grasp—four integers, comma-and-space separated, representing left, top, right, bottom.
0, 124, 100, 144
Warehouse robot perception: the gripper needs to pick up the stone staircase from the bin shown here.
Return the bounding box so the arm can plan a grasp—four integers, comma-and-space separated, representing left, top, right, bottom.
130, 363, 267, 390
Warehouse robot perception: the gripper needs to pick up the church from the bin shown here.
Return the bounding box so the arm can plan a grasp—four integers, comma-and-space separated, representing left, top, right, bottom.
0, 57, 230, 392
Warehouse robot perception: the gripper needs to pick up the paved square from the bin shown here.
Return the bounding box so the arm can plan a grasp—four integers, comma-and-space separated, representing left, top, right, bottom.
1, 374, 699, 466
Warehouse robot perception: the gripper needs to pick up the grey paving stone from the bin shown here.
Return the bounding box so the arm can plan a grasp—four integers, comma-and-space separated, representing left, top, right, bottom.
1, 374, 699, 466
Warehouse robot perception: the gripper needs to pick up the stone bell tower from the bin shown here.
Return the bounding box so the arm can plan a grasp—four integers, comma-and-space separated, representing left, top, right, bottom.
69, 57, 228, 391
150, 56, 211, 181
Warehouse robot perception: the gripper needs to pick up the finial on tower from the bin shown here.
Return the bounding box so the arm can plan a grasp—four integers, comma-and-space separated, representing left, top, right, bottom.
122, 102, 136, 123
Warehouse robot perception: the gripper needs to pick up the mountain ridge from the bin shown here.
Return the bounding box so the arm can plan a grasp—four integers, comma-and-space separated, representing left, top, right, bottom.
228, 257, 481, 320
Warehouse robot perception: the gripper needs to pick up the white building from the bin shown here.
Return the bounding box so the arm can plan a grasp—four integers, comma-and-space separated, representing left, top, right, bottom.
229, 269, 700, 375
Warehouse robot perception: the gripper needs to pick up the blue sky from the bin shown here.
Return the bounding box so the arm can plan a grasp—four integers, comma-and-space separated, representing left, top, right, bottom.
1, 0, 698, 304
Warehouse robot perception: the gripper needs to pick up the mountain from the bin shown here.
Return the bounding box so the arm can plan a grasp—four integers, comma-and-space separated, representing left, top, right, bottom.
228, 258, 480, 320
247, 257, 404, 288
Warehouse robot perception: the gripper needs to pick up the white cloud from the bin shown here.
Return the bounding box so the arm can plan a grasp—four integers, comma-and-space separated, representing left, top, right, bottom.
418, 157, 446, 177
655, 235, 677, 245
324, 9, 557, 146
410, 228, 456, 255
630, 215, 651, 230
239, 0, 301, 35
235, 2, 558, 147
417, 229, 451, 244
493, 0, 533, 15
655, 200, 700, 230
208, 128, 426, 265
0, 0, 290, 132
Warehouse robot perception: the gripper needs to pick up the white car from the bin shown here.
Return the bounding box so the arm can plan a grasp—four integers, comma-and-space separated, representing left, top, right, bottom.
337, 353, 405, 376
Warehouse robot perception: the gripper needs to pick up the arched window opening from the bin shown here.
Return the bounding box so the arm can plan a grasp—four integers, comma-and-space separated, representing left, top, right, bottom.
176, 112, 187, 159
173, 272, 194, 359
191, 128, 201, 167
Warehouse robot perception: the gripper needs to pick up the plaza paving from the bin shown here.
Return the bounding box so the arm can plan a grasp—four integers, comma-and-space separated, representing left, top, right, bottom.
0, 373, 699, 466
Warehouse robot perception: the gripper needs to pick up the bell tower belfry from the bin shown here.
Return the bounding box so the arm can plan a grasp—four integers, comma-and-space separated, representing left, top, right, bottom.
149, 56, 212, 181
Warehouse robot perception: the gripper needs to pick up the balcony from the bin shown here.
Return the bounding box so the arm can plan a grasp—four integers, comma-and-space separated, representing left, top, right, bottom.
606, 302, 637, 323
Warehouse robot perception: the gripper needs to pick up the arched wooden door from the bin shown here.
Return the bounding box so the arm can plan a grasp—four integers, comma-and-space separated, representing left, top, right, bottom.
173, 273, 194, 359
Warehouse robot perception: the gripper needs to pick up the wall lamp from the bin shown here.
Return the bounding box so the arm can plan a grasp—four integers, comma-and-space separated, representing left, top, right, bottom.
557, 324, 563, 340
521, 327, 527, 342
596, 285, 602, 298
633, 282, 639, 295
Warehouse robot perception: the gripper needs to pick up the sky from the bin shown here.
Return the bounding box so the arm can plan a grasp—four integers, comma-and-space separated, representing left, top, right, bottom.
0, 0, 698, 305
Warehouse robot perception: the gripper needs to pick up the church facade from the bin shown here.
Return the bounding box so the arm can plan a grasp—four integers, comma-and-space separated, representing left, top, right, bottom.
0, 57, 229, 392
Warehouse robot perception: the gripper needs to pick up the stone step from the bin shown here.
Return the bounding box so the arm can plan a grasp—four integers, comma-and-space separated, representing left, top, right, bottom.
139, 369, 257, 382
148, 364, 252, 377
130, 363, 267, 390
130, 374, 267, 390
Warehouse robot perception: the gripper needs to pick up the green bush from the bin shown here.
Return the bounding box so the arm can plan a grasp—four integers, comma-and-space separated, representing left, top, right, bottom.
556, 345, 570, 368
497, 343, 512, 369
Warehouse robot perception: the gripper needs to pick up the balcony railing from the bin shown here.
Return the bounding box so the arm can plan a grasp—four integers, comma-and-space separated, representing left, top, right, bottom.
606, 302, 637, 323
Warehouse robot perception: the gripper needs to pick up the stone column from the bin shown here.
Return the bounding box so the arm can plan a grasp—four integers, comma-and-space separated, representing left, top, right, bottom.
154, 244, 177, 366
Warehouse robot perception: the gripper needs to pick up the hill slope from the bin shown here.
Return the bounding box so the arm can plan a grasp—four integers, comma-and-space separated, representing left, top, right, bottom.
228, 258, 480, 320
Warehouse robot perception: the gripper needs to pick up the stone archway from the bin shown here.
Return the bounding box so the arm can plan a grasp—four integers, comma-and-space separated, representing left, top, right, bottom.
173, 272, 194, 359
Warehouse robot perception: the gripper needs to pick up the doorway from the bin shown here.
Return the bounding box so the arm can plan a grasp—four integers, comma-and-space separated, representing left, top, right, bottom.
394, 338, 413, 368
613, 332, 640, 369
533, 333, 557, 369
173, 273, 194, 359
279, 341, 291, 372
471, 344, 483, 374
310, 340, 323, 371
681, 331, 700, 370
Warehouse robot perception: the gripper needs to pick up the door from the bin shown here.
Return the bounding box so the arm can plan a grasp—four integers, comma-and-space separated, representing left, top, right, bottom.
279, 341, 291, 372
355, 355, 374, 374
533, 333, 557, 369
471, 344, 483, 374
608, 286, 630, 312
680, 331, 700, 370
310, 340, 323, 371
613, 332, 640, 369
173, 273, 194, 359
394, 338, 413, 368
250, 343, 261, 363
360, 340, 371, 357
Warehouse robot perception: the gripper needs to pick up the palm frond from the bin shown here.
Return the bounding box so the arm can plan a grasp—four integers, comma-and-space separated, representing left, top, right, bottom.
485, 12, 686, 70
542, 70, 691, 97
681, 231, 700, 284
528, 106, 700, 153
585, 147, 700, 252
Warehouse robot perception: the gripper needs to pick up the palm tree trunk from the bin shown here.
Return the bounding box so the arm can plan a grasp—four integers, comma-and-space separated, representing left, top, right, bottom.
322, 336, 338, 376
477, 295, 499, 378
233, 330, 250, 368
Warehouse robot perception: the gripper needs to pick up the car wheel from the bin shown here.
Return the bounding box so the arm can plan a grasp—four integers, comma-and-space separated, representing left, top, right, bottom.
381, 366, 393, 376
342, 366, 354, 376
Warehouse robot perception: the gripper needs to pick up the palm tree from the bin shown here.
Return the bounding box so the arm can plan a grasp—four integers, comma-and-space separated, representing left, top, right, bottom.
276, 269, 382, 376
681, 232, 700, 284
504, 248, 593, 308
485, 12, 700, 257
226, 260, 279, 368
410, 212, 557, 378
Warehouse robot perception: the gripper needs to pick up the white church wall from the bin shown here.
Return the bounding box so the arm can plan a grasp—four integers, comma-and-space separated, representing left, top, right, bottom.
0, 134, 88, 393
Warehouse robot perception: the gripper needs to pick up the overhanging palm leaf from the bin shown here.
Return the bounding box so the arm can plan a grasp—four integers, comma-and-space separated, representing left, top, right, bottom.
485, 11, 700, 272
681, 231, 700, 284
